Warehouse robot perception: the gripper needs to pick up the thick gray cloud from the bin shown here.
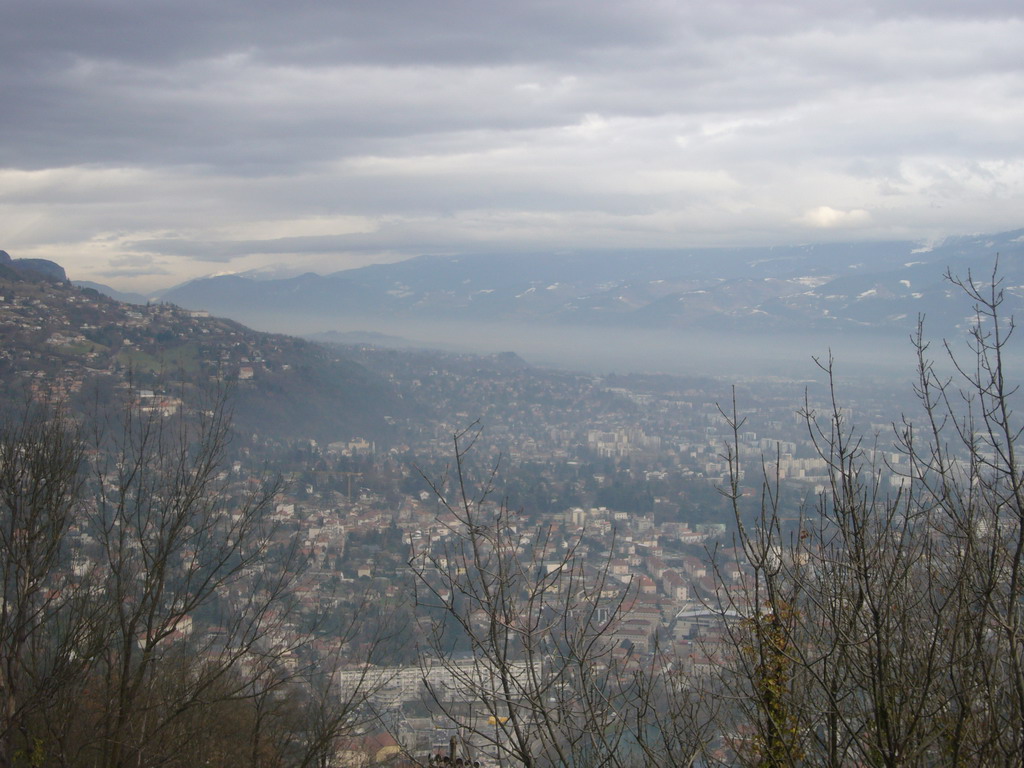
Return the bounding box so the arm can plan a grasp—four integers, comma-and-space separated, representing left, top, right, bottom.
2, 0, 1023, 289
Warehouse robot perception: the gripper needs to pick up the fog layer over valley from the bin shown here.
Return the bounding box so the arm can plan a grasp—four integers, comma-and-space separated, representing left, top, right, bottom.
299, 317, 914, 380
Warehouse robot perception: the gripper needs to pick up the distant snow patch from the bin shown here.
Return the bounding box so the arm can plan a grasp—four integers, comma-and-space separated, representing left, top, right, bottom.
793, 276, 831, 287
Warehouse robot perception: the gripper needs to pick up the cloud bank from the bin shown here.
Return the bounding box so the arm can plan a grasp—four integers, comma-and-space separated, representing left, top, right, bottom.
2, 1, 1023, 289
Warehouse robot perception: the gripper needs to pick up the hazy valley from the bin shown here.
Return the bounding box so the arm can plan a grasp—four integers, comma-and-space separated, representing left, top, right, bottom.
107, 229, 1024, 378
2, 239, 1023, 766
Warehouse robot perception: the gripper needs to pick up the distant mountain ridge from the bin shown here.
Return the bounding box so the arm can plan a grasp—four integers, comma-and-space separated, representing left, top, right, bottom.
73, 280, 149, 305
156, 230, 1024, 340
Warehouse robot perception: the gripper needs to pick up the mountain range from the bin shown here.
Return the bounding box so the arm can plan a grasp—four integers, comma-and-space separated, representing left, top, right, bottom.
146, 230, 1024, 344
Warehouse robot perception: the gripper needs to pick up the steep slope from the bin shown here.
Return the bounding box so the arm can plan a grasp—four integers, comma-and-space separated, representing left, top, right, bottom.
0, 265, 410, 443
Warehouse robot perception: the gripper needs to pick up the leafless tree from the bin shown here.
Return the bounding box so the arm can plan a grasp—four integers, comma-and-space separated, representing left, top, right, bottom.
706, 262, 1024, 767
0, 384, 393, 768
410, 425, 715, 768
75, 387, 296, 768
0, 400, 103, 768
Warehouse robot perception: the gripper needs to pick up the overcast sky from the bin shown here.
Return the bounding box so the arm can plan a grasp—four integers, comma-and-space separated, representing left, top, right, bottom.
2, 1, 1023, 290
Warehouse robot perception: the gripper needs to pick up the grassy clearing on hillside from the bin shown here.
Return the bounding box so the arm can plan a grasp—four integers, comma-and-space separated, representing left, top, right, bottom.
117, 344, 201, 374
56, 341, 109, 356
